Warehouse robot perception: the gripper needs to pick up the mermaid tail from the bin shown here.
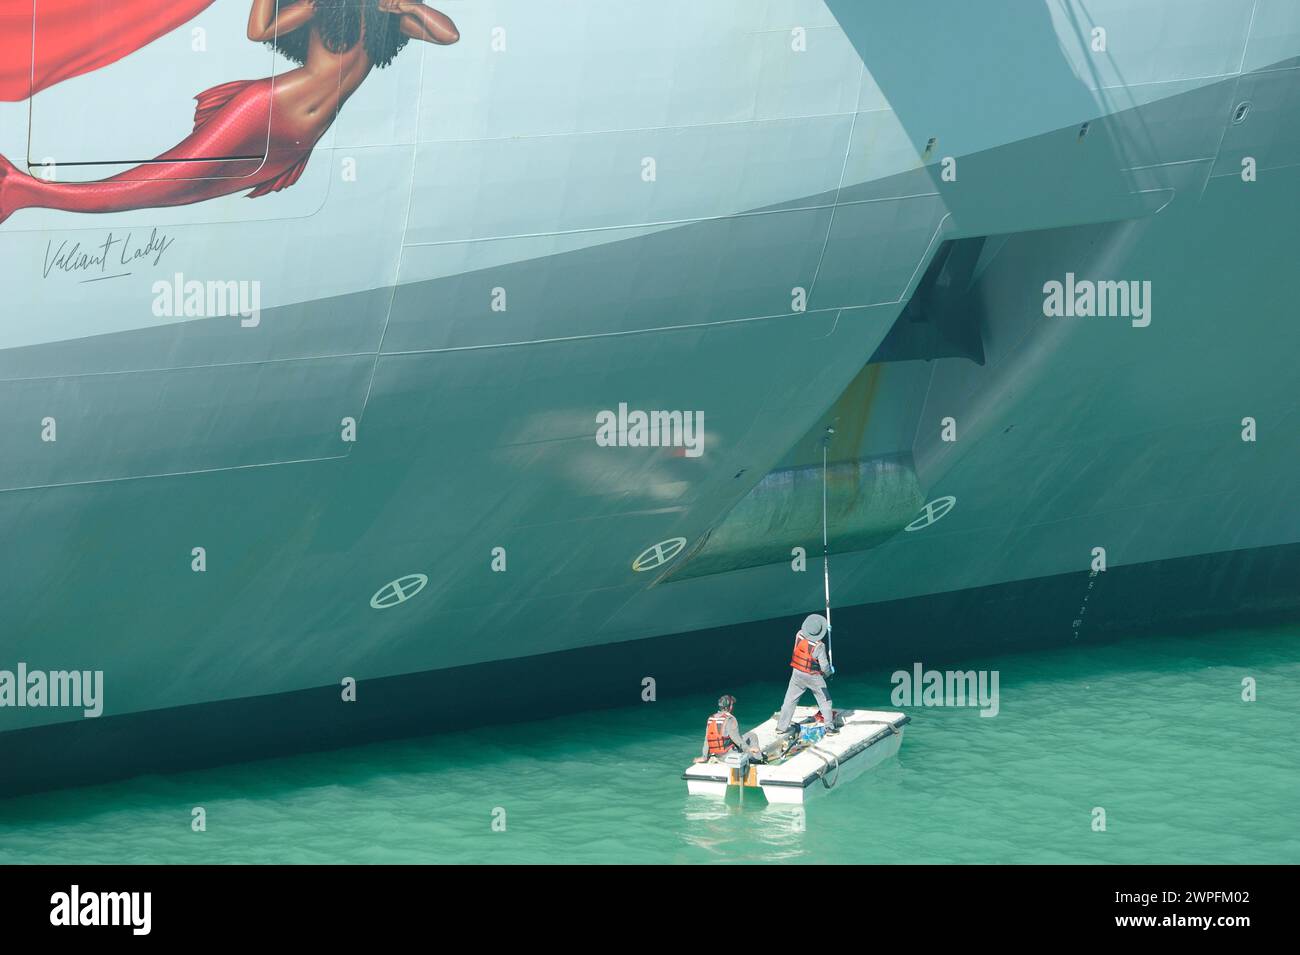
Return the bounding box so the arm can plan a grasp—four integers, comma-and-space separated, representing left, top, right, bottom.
0, 154, 17, 225
190, 80, 312, 199
0, 78, 315, 224
192, 79, 257, 130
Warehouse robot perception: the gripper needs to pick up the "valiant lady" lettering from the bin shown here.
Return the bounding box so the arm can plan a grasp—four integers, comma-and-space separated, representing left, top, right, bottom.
42, 228, 175, 278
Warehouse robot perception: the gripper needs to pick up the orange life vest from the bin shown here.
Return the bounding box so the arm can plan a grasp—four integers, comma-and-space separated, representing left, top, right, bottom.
705, 711, 735, 756
790, 632, 821, 674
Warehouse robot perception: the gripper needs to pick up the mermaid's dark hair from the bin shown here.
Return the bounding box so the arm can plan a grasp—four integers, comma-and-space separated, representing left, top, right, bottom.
265, 0, 410, 69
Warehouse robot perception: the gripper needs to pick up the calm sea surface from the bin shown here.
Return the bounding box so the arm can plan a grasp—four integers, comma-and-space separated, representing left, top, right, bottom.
2, 624, 1296, 864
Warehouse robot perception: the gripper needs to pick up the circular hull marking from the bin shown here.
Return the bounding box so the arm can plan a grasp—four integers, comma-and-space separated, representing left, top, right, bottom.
904, 496, 956, 532
633, 538, 688, 572
370, 573, 429, 609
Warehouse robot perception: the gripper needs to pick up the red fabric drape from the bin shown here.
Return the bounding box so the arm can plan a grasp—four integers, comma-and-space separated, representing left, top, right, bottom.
0, 0, 217, 101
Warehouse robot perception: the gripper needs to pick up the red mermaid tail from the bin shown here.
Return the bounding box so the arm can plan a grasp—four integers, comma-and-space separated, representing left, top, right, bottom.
0, 78, 315, 224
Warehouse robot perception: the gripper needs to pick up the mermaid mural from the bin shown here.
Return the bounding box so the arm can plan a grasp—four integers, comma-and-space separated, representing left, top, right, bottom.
0, 0, 459, 224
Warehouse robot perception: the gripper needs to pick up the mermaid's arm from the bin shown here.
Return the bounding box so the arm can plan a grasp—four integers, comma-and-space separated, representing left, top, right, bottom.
247, 0, 317, 43
377, 1, 460, 44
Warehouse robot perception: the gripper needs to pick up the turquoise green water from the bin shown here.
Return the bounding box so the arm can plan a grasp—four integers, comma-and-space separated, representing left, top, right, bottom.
1, 624, 1297, 864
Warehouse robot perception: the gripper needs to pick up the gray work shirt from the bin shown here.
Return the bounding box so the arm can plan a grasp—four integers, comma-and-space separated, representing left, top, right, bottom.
807, 638, 830, 674
701, 713, 746, 758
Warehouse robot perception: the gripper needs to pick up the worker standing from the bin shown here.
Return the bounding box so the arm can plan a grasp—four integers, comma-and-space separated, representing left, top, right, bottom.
775, 614, 836, 735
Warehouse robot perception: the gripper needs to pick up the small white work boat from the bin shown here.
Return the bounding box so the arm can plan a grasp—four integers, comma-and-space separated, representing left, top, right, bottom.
682, 706, 909, 804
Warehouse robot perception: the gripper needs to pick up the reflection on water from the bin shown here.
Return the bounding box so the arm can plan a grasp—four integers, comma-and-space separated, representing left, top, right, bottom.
680, 789, 809, 862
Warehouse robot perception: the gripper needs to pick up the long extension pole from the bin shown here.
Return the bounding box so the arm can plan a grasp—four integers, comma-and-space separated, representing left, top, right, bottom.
822, 427, 834, 669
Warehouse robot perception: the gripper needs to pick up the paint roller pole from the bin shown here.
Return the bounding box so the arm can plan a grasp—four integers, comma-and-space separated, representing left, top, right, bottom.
822, 427, 834, 670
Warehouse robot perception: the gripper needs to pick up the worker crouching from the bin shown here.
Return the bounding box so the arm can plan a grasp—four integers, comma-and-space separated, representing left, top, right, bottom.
694, 694, 760, 763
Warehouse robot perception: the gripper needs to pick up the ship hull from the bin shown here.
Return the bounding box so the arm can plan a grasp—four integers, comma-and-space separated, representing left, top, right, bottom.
3, 539, 1295, 797
1, 1, 1298, 790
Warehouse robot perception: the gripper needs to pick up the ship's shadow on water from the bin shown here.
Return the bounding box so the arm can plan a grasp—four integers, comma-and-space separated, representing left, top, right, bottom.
0, 623, 1297, 864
